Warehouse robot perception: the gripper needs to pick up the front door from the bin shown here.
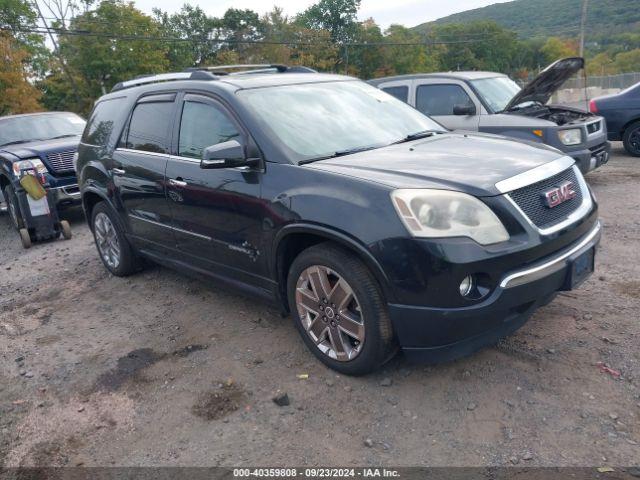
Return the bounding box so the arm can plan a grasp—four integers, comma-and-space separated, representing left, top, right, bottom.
414, 82, 480, 131
112, 94, 176, 249
165, 94, 266, 287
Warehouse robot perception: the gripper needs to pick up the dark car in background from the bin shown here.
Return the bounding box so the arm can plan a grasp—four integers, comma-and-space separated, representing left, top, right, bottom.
369, 58, 611, 174
590, 82, 640, 156
0, 112, 85, 230
77, 65, 600, 375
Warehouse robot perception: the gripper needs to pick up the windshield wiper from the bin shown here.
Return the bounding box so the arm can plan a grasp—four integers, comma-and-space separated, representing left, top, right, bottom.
392, 130, 444, 144
49, 134, 80, 140
299, 144, 384, 165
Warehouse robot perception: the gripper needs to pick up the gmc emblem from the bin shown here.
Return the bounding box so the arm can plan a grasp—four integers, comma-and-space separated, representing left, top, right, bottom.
542, 181, 576, 208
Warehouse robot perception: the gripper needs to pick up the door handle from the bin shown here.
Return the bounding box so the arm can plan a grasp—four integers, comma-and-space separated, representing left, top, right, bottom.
112, 168, 125, 175
169, 178, 188, 188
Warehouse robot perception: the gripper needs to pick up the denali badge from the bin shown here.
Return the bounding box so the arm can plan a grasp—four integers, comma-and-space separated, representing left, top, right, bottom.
543, 181, 576, 208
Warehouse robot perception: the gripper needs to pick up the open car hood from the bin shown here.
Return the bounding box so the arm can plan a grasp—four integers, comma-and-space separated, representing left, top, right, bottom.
504, 57, 584, 111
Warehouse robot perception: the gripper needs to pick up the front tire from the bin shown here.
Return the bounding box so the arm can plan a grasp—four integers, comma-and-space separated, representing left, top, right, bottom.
91, 202, 139, 276
622, 121, 640, 157
287, 243, 397, 375
4, 185, 24, 230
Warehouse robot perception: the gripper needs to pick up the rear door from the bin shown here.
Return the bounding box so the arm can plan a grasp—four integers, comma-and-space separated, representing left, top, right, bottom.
112, 93, 176, 249
165, 93, 266, 288
414, 81, 480, 131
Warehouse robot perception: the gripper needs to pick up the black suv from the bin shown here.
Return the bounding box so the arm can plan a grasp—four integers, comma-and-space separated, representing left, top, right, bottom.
1, 112, 85, 229
77, 65, 601, 375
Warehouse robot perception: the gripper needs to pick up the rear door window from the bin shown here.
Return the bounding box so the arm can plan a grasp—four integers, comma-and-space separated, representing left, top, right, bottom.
125, 101, 174, 154
382, 86, 409, 103
416, 84, 474, 116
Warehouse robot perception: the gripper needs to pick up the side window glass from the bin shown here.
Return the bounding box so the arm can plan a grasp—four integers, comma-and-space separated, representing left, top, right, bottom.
416, 84, 474, 116
178, 101, 240, 159
82, 97, 126, 147
125, 102, 174, 153
382, 86, 409, 103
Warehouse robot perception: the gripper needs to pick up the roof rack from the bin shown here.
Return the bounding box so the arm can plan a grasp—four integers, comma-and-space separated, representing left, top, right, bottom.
111, 70, 217, 92
111, 64, 317, 92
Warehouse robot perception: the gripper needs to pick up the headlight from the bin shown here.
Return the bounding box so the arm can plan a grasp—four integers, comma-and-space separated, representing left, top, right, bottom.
12, 158, 48, 176
391, 189, 510, 245
558, 128, 582, 146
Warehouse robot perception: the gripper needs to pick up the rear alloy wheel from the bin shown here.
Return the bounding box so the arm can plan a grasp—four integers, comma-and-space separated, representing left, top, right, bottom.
288, 243, 397, 375
623, 121, 640, 157
91, 202, 139, 276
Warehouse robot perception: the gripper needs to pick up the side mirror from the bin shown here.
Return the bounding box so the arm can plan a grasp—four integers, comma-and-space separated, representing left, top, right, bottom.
201, 140, 256, 169
453, 104, 476, 116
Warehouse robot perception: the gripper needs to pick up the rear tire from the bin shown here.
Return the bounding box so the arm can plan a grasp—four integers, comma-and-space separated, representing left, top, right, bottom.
19, 228, 31, 249
60, 220, 72, 240
622, 121, 640, 157
287, 242, 397, 375
91, 202, 139, 276
4, 184, 24, 230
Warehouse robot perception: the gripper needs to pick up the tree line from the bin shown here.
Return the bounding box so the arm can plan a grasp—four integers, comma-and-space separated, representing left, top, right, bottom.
1, 0, 639, 116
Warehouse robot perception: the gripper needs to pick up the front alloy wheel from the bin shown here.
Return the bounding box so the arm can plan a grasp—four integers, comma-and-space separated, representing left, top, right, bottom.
295, 265, 365, 361
288, 243, 397, 375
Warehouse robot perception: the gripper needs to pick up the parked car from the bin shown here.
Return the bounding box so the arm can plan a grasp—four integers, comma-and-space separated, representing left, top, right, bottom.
590, 81, 640, 156
77, 65, 600, 375
0, 112, 85, 230
368, 57, 611, 174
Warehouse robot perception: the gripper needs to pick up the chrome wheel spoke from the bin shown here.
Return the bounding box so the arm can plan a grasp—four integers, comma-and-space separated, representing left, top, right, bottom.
308, 316, 328, 343
328, 328, 348, 359
309, 267, 331, 300
94, 213, 120, 269
329, 279, 353, 309
297, 288, 319, 315
338, 310, 365, 342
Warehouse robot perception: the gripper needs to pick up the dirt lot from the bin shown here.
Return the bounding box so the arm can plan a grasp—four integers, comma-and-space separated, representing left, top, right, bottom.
1, 143, 639, 468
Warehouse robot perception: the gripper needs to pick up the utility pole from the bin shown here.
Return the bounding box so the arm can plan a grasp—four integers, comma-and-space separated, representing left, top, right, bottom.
579, 0, 589, 57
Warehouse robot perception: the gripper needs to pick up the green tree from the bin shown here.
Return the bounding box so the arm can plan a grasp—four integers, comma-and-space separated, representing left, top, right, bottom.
42, 0, 169, 113
0, 0, 48, 74
154, 4, 216, 69
540, 37, 578, 63
613, 49, 640, 73
296, 0, 361, 45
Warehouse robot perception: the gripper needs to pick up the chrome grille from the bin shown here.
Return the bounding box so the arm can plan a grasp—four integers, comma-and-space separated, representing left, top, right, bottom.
46, 150, 76, 173
508, 167, 583, 230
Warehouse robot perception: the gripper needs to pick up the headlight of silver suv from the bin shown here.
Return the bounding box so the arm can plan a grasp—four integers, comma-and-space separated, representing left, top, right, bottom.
558, 128, 582, 146
391, 189, 510, 245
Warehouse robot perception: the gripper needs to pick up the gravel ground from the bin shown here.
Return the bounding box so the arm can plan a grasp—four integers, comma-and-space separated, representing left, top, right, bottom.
0, 143, 639, 468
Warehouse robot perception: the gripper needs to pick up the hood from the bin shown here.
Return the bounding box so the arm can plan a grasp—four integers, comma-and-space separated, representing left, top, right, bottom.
307, 132, 565, 197
504, 57, 584, 111
0, 137, 80, 160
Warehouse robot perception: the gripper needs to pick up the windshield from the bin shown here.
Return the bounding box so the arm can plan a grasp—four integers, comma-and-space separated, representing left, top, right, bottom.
470, 76, 522, 112
0, 113, 86, 147
238, 81, 445, 163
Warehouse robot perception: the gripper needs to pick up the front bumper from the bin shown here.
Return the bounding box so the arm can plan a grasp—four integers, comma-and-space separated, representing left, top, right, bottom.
568, 141, 611, 174
50, 184, 81, 209
388, 221, 601, 363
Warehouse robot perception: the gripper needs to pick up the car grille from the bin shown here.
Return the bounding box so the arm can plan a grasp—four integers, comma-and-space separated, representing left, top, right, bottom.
508, 167, 583, 230
586, 121, 601, 135
46, 150, 76, 173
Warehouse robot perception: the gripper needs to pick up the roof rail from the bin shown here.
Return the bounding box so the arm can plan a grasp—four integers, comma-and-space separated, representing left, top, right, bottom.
185, 64, 317, 75
111, 70, 217, 92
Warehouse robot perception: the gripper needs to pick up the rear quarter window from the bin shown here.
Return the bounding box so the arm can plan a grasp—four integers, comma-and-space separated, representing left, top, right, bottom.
382, 86, 409, 103
82, 97, 127, 147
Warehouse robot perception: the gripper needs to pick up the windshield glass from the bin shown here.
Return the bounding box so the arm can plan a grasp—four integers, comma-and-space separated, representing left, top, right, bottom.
238, 81, 445, 163
0, 113, 86, 147
470, 76, 522, 112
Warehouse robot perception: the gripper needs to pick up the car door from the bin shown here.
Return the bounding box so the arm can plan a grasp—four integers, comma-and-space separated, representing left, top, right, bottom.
414, 81, 480, 131
165, 93, 266, 287
111, 93, 176, 249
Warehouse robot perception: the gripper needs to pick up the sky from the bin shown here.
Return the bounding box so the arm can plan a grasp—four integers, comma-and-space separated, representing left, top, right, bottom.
131, 0, 513, 29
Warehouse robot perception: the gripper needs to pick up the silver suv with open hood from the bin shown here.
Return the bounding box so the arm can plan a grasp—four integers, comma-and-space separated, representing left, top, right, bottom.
369, 57, 610, 174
